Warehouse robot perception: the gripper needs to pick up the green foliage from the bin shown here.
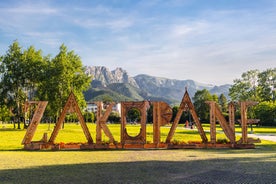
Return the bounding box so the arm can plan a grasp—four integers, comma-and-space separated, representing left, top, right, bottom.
0, 41, 91, 123
22, 46, 46, 100
253, 101, 276, 126
108, 111, 121, 123
37, 44, 91, 117
212, 94, 218, 102
193, 89, 213, 122
229, 68, 275, 125
0, 105, 11, 122
257, 68, 276, 102
83, 111, 95, 123
218, 94, 228, 112
126, 108, 141, 122
84, 81, 178, 105
65, 113, 79, 123
171, 106, 189, 123
0, 41, 28, 128
229, 68, 275, 102
107, 83, 144, 101
85, 88, 133, 102
147, 104, 153, 123
102, 95, 113, 103
229, 70, 259, 101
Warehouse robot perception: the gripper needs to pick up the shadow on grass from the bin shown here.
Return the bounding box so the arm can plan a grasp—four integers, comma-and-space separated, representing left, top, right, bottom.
1, 157, 276, 184
0, 128, 25, 132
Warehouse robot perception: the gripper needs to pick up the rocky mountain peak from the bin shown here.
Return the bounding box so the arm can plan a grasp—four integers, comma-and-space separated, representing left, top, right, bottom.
85, 66, 138, 87
84, 66, 230, 103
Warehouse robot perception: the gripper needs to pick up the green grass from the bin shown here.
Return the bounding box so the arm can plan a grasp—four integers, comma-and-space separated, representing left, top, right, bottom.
1, 123, 276, 183
0, 122, 276, 150
0, 149, 276, 183
0, 123, 206, 150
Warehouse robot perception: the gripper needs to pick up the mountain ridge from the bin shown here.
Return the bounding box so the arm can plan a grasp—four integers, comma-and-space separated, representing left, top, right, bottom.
84, 66, 231, 104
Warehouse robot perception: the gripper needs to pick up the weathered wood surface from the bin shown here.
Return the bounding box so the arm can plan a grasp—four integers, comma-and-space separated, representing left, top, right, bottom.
22, 101, 48, 144
48, 92, 93, 144
166, 90, 208, 143
206, 101, 235, 144
153, 101, 172, 146
96, 102, 116, 145
240, 101, 258, 144
121, 101, 149, 146
22, 91, 258, 151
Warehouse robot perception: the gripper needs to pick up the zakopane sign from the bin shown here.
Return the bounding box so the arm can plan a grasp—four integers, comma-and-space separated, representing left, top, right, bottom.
22, 90, 260, 150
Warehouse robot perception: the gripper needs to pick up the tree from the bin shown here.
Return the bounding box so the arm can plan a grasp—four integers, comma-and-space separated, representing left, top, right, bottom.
0, 42, 48, 128
102, 95, 113, 103
108, 111, 121, 123
22, 46, 46, 100
257, 68, 276, 102
253, 101, 276, 126
0, 41, 26, 129
212, 94, 219, 103
171, 106, 187, 124
229, 68, 275, 124
126, 108, 141, 122
147, 104, 153, 123
83, 111, 95, 123
229, 70, 260, 101
218, 94, 228, 112
37, 44, 91, 119
193, 89, 213, 122
0, 41, 91, 126
0, 105, 11, 123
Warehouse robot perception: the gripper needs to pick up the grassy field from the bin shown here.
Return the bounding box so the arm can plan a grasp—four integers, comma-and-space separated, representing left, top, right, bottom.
0, 123, 241, 150
0, 123, 276, 183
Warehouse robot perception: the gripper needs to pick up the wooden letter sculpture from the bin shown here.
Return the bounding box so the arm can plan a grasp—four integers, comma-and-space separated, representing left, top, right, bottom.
121, 101, 149, 147
152, 101, 172, 146
166, 90, 208, 143
206, 101, 235, 144
22, 90, 258, 150
95, 101, 117, 145
240, 101, 258, 144
48, 92, 93, 144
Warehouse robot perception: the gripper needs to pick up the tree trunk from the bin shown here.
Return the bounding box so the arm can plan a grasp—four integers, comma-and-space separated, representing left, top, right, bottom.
17, 101, 21, 129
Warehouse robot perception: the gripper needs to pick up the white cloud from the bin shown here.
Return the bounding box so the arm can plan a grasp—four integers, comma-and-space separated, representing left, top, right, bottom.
3, 6, 57, 14
1, 1, 276, 85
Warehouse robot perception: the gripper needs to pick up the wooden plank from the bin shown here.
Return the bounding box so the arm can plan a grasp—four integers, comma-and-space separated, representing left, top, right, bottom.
215, 103, 235, 143
96, 102, 102, 144
208, 101, 216, 144
228, 102, 235, 135
73, 95, 93, 144
240, 101, 258, 144
22, 101, 48, 144
240, 102, 247, 144
96, 102, 116, 144
153, 102, 172, 146
152, 102, 160, 145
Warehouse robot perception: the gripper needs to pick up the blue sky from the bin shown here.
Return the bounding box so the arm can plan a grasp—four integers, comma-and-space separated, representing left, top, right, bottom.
1, 0, 276, 85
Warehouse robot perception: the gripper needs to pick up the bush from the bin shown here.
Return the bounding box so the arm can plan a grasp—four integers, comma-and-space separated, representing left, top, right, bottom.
108, 111, 121, 123
83, 112, 95, 123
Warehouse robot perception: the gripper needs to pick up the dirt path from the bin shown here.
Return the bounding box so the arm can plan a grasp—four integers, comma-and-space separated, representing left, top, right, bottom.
182, 127, 276, 142
248, 133, 276, 142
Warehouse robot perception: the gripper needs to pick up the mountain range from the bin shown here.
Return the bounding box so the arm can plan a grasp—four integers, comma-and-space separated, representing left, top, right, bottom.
84, 66, 231, 105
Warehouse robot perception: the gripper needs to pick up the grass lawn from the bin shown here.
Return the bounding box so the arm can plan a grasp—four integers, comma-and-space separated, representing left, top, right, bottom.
0, 123, 276, 183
